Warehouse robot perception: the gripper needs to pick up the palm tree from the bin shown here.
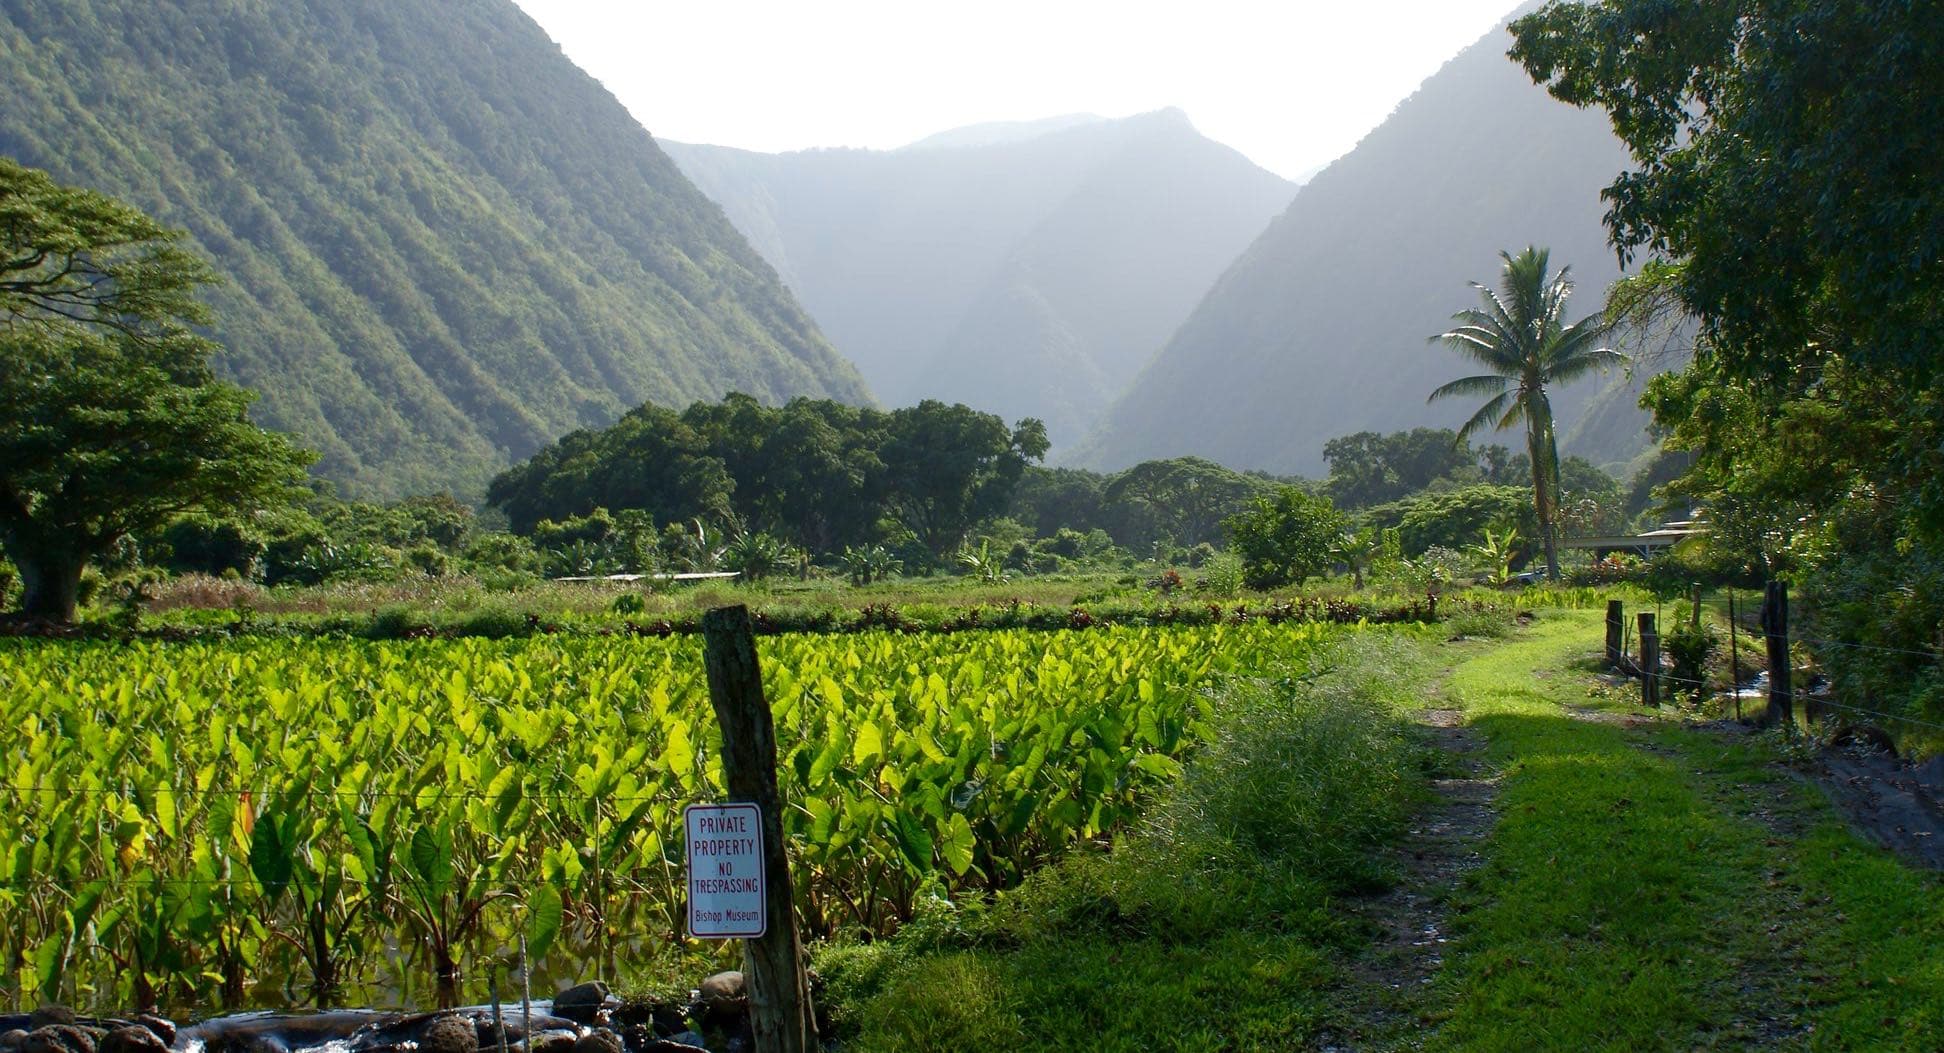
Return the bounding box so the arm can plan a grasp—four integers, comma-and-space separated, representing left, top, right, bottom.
1428, 247, 1623, 581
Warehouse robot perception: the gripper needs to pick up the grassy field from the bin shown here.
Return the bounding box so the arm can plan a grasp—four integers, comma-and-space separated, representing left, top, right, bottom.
819, 609, 1944, 1051
1430, 612, 1943, 1051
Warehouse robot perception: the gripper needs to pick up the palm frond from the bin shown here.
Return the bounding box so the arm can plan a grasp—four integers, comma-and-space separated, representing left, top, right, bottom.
1455, 391, 1515, 445
1426, 373, 1511, 404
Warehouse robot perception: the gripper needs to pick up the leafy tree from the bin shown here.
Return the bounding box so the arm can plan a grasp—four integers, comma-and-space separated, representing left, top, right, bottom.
1222, 487, 1345, 589
1428, 247, 1622, 580
0, 159, 312, 620
1008, 466, 1110, 539
1322, 429, 1477, 509
1389, 485, 1538, 559
879, 401, 1048, 556
1101, 456, 1272, 550
1512, 0, 1944, 728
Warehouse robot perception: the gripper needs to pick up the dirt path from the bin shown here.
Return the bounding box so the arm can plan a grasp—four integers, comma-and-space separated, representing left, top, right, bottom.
1325, 696, 1499, 1051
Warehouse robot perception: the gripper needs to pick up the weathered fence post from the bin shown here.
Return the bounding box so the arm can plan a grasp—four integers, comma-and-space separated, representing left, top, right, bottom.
1760, 580, 1792, 729
1605, 599, 1625, 668
701, 605, 818, 1053
1637, 611, 1660, 707
1727, 589, 1742, 723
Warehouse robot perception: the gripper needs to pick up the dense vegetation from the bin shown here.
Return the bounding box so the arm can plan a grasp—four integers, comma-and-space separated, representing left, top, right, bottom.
1512, 0, 1944, 733
0, 621, 1336, 1010
0, 158, 311, 622
663, 111, 1293, 449
1075, 12, 1646, 477
0, 0, 868, 499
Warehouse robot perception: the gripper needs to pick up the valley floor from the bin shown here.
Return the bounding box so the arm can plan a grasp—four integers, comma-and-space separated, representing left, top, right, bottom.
827, 610, 1944, 1051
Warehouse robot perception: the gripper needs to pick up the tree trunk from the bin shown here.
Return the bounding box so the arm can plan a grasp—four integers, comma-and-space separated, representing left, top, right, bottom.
1526, 426, 1560, 582
10, 543, 87, 623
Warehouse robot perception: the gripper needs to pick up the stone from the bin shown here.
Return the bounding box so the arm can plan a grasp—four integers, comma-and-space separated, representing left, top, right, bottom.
550, 982, 611, 1026
2, 1031, 29, 1053
567, 1031, 621, 1053
24, 1014, 71, 1034
130, 1018, 175, 1048
523, 1031, 577, 1053
1914, 754, 1944, 794
24, 1026, 95, 1053
636, 1039, 708, 1053
696, 972, 746, 1024
418, 1016, 478, 1053
97, 1027, 166, 1053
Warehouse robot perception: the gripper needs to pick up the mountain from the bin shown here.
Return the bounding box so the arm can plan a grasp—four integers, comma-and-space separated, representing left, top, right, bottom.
1073, 15, 1646, 476
662, 109, 1295, 448
0, 0, 870, 499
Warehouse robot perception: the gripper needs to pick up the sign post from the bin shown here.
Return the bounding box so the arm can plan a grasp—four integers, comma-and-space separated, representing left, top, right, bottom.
699, 605, 817, 1053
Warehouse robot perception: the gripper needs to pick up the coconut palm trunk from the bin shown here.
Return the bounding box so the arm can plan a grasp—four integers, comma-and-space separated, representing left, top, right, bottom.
1427, 247, 1623, 582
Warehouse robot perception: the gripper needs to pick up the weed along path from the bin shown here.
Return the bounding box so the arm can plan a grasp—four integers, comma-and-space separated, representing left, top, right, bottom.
1335, 652, 1501, 1049
1416, 610, 1944, 1053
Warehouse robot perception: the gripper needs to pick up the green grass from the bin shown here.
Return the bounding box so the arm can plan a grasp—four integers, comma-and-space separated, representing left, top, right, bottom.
1430, 610, 1944, 1051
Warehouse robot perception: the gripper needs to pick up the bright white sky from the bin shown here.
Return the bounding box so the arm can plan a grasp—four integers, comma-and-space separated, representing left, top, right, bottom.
510, 1, 1521, 181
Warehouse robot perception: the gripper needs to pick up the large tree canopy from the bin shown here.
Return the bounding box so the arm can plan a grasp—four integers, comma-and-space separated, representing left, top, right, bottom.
0, 158, 313, 620
488, 394, 1046, 559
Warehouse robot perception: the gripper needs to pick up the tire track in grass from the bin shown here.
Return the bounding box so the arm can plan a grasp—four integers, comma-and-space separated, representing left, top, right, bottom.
1424, 610, 1944, 1052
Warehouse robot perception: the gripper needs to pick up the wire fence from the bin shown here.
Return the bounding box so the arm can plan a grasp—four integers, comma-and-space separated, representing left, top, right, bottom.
1610, 588, 1944, 737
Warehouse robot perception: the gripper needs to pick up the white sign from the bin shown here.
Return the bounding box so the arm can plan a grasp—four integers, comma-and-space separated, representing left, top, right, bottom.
685, 802, 766, 938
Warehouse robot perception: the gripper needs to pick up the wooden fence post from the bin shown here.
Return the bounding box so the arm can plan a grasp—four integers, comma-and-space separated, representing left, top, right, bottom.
1760, 580, 1792, 729
1605, 599, 1625, 668
1727, 589, 1742, 723
701, 605, 818, 1053
1637, 611, 1660, 707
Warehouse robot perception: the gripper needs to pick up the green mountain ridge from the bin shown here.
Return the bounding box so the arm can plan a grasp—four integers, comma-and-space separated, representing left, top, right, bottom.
0, 0, 869, 499
1073, 13, 1656, 476
662, 109, 1295, 449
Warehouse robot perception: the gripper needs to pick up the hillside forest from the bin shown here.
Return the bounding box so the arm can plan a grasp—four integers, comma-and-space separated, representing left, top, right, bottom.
0, 0, 1942, 1046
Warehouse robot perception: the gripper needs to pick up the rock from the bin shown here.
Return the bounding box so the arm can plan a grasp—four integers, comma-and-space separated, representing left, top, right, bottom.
567, 1031, 621, 1053
637, 1039, 708, 1053
695, 972, 745, 1024
418, 1016, 478, 1053
1914, 754, 1944, 794
523, 1031, 578, 1053
98, 1027, 166, 1053
2, 1031, 29, 1053
25, 1025, 95, 1053
550, 982, 611, 1026
24, 1013, 71, 1034
130, 1018, 175, 1048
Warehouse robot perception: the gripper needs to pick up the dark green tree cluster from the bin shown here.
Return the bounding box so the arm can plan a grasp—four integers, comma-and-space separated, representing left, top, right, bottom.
1, 158, 311, 621
487, 394, 1049, 565
1512, 0, 1944, 722
1007, 457, 1282, 556
1317, 426, 1624, 564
